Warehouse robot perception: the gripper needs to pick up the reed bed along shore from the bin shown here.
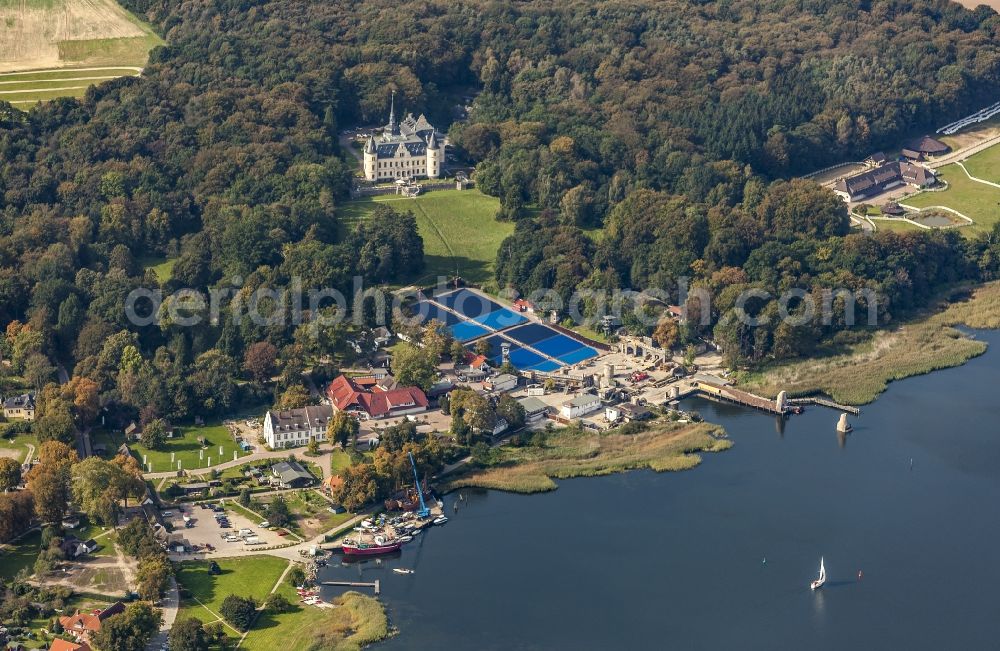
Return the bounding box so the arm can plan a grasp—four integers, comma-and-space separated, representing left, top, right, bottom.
741, 281, 1000, 405
444, 422, 730, 494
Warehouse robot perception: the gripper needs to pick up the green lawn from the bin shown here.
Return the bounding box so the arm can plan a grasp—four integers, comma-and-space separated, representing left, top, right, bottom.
0, 431, 36, 463
905, 165, 1000, 235
0, 529, 42, 581
963, 141, 1000, 185
94, 422, 247, 472
328, 449, 352, 475
241, 584, 389, 651
258, 490, 351, 538
175, 556, 288, 625
874, 219, 925, 234
139, 255, 177, 282
339, 188, 510, 285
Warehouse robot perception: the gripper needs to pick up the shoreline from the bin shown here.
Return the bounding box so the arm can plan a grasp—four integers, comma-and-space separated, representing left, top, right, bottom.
737, 281, 1000, 405
441, 421, 731, 495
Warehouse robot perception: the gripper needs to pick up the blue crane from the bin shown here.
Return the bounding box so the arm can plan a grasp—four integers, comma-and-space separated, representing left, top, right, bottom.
408, 452, 430, 518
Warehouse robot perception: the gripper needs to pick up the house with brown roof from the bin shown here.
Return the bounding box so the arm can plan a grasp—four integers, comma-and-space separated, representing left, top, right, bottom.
901, 135, 950, 160
58, 602, 124, 642
833, 161, 937, 202
327, 375, 428, 420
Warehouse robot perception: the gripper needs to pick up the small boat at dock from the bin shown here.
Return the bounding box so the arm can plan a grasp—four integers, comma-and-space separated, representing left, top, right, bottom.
810, 557, 826, 590
433, 516, 449, 525
393, 568, 414, 575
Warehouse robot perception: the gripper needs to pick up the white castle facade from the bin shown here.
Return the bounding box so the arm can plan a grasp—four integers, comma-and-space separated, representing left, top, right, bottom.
363, 92, 445, 182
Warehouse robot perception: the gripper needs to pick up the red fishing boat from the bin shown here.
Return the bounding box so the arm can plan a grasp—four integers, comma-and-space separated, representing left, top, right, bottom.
342, 536, 402, 556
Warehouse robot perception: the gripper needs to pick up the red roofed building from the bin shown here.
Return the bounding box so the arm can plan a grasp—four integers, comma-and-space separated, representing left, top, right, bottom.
58, 602, 125, 642
50, 639, 91, 651
512, 298, 535, 313
327, 375, 428, 420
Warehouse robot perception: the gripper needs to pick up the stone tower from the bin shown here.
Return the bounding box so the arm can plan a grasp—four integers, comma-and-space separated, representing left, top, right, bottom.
426, 131, 442, 178
363, 135, 377, 181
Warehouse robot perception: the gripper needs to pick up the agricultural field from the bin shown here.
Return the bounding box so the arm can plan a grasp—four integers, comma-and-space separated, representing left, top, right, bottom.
962, 141, 1000, 185
338, 189, 510, 285
905, 165, 1000, 235
0, 0, 162, 106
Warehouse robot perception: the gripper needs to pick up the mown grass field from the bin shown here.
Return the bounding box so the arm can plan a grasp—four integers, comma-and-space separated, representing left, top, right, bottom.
0, 430, 36, 463
444, 421, 731, 494
905, 165, 1000, 235
0, 528, 42, 581
741, 281, 1000, 405
177, 556, 389, 651
962, 141, 1000, 185
873, 219, 925, 234
175, 556, 288, 627
241, 585, 389, 651
93, 422, 246, 472
338, 189, 510, 285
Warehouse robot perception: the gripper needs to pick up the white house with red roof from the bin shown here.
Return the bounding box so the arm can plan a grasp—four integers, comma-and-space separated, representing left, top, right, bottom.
327, 374, 428, 420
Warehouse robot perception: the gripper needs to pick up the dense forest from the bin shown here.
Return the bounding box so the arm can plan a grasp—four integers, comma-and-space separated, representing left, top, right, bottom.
1, 0, 1000, 435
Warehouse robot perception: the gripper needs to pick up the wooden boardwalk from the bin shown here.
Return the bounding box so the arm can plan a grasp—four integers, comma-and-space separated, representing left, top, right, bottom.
693, 381, 785, 414
321, 579, 381, 595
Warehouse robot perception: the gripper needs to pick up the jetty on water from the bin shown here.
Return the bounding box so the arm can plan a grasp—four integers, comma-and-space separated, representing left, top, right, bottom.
322, 580, 381, 595
671, 374, 860, 417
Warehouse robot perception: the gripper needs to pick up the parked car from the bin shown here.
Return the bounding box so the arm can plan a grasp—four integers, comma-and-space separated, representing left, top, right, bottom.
259, 521, 270, 528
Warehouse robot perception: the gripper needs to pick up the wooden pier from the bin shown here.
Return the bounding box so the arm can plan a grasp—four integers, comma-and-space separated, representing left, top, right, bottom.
693, 381, 786, 415
321, 580, 380, 595
787, 397, 860, 415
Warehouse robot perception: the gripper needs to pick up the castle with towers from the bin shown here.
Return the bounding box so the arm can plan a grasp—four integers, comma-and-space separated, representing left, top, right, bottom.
363, 91, 445, 182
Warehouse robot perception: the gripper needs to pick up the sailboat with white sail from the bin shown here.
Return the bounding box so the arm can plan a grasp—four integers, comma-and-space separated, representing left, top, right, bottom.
810, 557, 826, 590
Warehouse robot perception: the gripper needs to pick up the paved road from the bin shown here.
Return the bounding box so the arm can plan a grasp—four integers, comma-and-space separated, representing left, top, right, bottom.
147, 575, 178, 651
928, 133, 1000, 169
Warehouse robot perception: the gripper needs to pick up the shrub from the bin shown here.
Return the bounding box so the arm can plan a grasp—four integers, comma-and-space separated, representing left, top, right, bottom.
219, 595, 257, 631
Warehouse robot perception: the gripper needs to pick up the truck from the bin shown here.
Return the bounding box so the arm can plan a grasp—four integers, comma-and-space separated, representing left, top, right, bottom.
238, 528, 253, 537
244, 536, 263, 546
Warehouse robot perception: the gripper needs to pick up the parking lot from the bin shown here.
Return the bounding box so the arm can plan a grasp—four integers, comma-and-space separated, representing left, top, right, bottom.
162, 504, 288, 558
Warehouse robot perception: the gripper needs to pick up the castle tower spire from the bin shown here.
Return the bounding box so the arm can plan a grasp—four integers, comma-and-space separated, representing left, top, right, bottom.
386, 90, 399, 136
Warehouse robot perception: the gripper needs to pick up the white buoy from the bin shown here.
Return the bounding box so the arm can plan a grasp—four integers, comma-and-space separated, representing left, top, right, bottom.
837, 413, 852, 433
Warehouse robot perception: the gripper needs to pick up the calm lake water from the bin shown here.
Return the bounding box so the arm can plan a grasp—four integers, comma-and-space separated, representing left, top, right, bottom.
321, 330, 1000, 650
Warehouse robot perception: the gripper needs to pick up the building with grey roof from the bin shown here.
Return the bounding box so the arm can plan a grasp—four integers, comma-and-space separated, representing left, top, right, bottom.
362, 91, 445, 181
